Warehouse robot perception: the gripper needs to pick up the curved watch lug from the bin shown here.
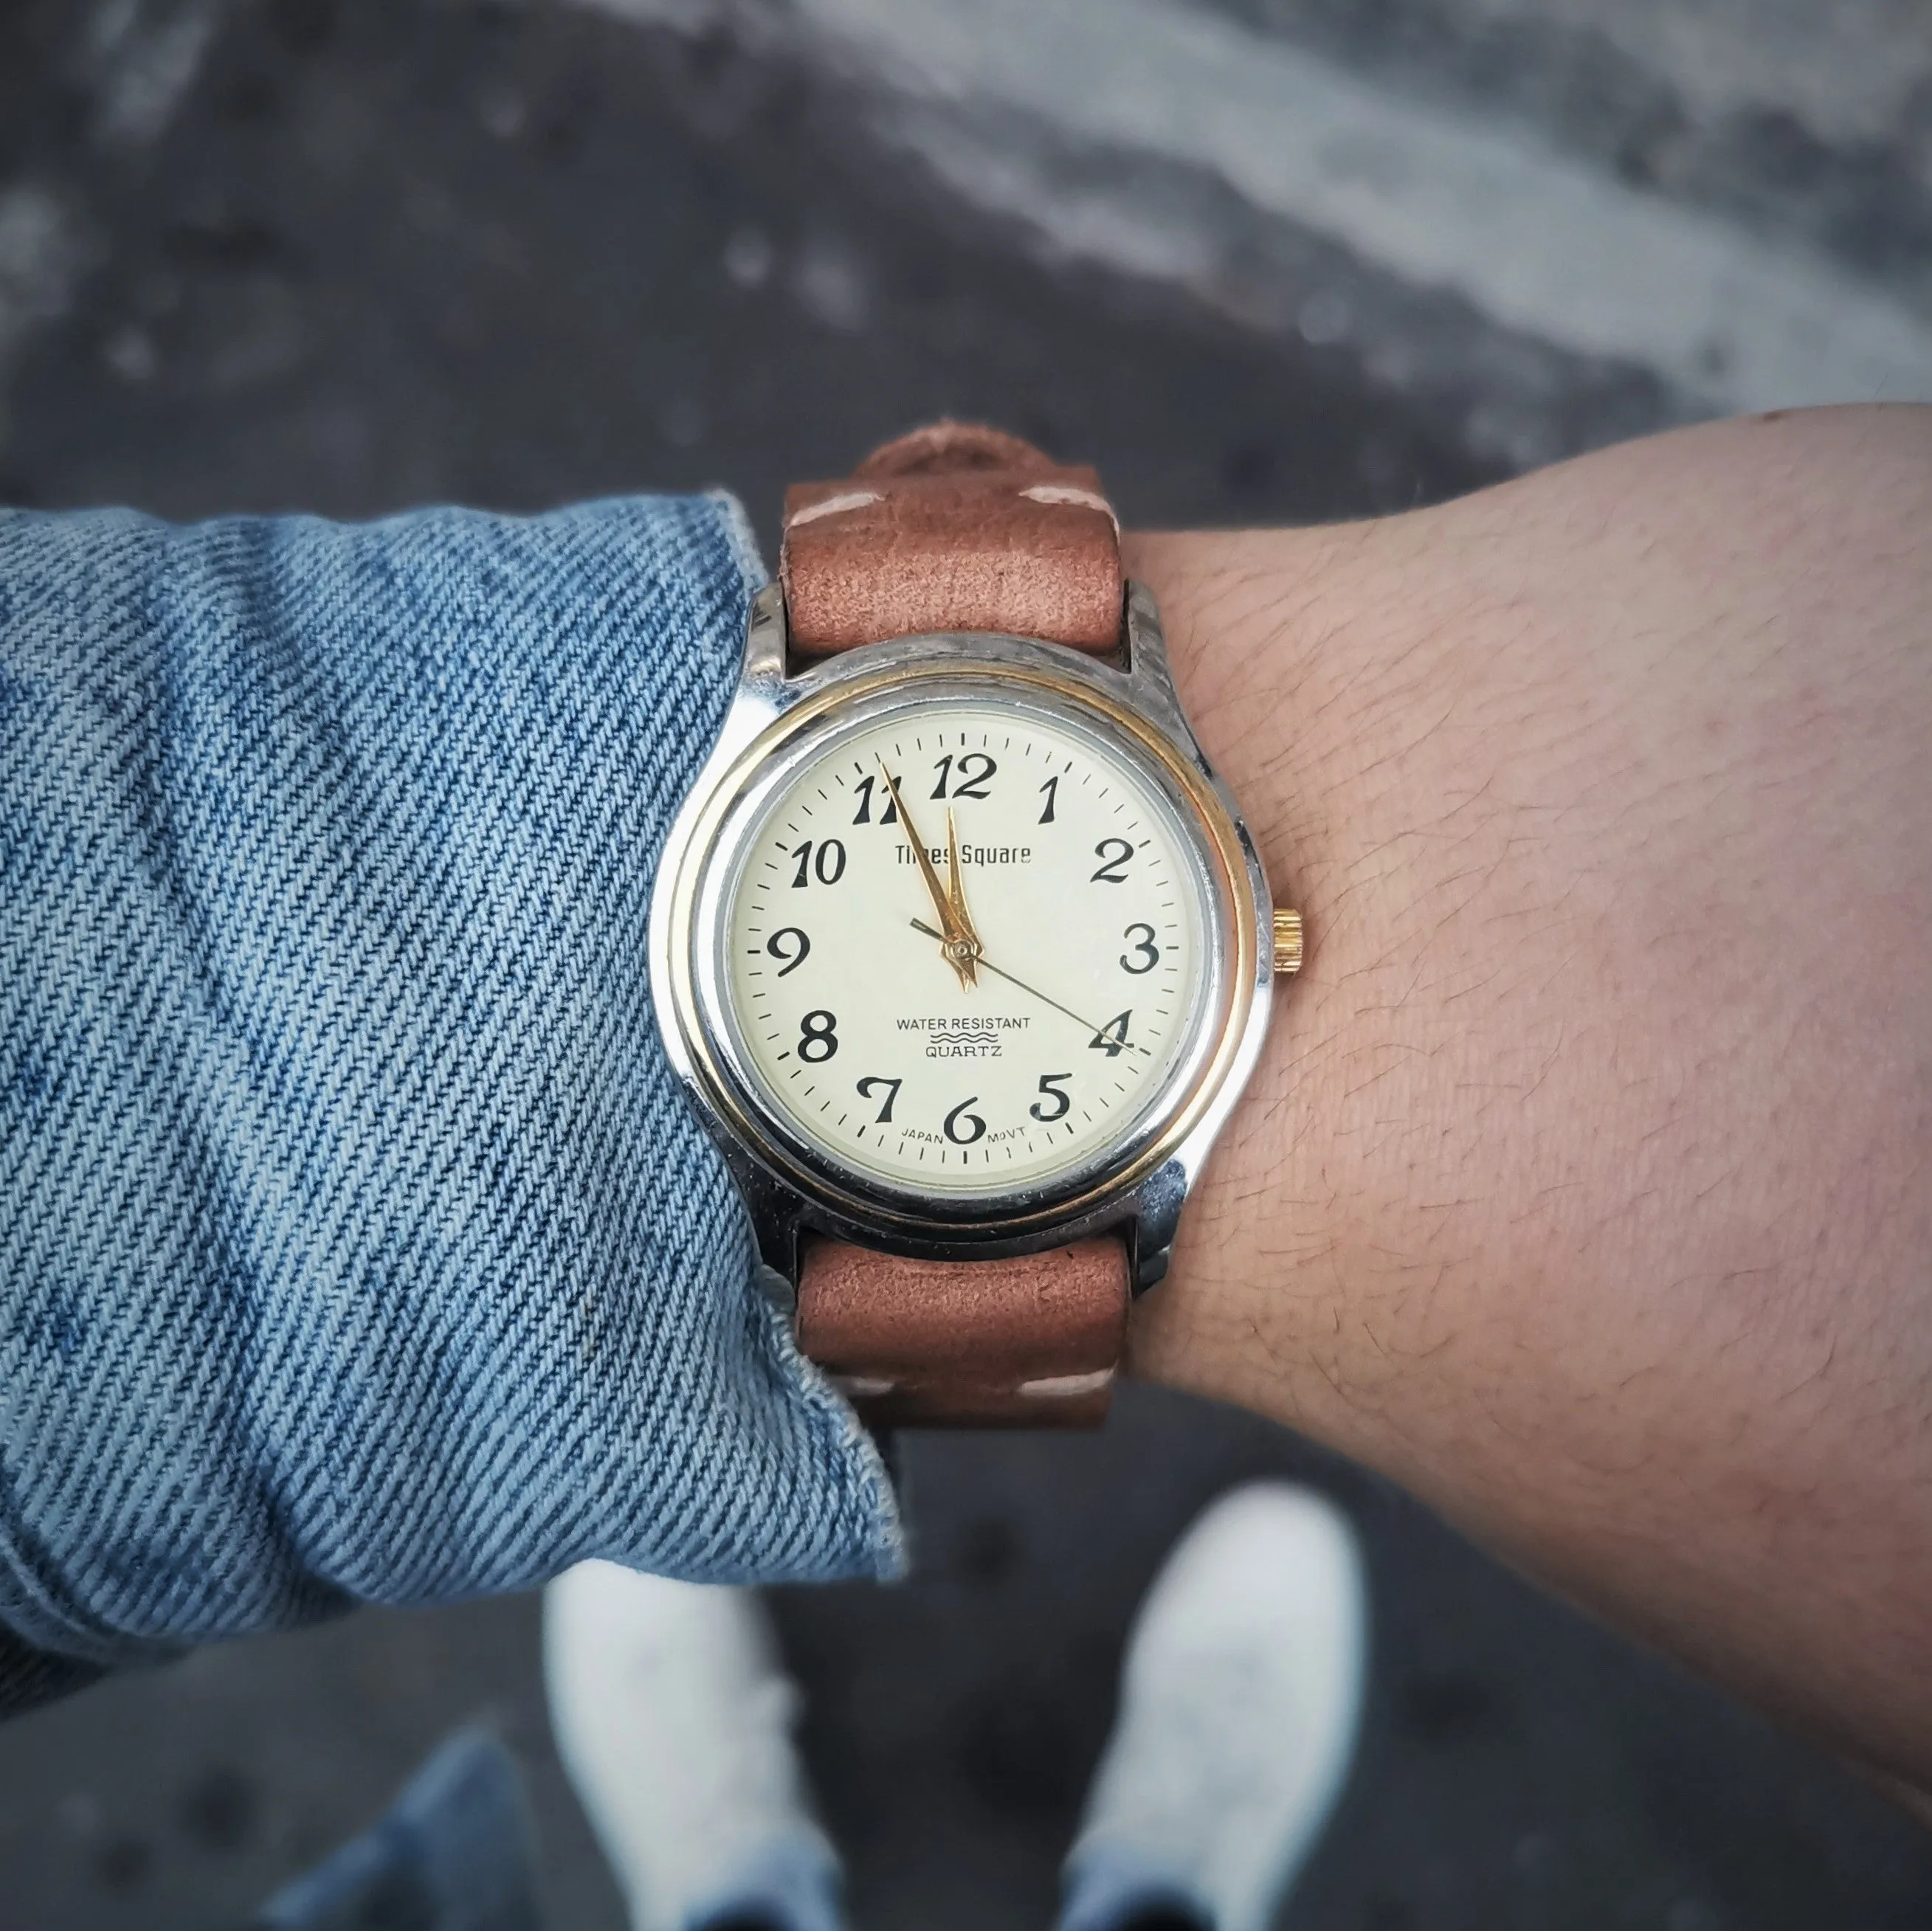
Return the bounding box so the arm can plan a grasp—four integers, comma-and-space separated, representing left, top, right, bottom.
1122, 581, 1221, 785
717, 1144, 804, 1313
1125, 1158, 1188, 1294
742, 581, 789, 693
1122, 580, 1174, 693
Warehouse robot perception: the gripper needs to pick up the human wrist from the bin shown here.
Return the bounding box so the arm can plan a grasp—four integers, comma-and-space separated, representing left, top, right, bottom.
1117, 517, 1432, 1457
1117, 410, 1932, 1786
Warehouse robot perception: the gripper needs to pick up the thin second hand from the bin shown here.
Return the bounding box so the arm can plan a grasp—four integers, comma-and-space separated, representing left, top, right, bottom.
909, 918, 1150, 1057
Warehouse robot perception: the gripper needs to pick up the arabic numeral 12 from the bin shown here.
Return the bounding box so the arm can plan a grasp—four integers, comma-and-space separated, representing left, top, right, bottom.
931, 753, 997, 801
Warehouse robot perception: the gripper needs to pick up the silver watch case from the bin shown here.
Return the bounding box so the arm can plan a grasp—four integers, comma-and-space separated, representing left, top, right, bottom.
648, 582, 1275, 1305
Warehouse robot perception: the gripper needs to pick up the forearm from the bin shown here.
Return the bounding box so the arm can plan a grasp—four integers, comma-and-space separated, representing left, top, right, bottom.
0, 496, 894, 1674
1132, 406, 1932, 1789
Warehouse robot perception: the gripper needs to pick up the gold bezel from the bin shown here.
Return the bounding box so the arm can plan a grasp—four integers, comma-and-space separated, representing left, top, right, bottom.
660, 656, 1260, 1243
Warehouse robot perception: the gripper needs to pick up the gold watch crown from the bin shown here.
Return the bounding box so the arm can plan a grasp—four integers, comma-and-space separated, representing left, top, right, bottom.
1272, 908, 1303, 976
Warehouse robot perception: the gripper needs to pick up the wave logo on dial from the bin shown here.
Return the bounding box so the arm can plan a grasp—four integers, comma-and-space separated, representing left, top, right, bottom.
922, 1024, 1002, 1059
897, 1014, 1034, 1059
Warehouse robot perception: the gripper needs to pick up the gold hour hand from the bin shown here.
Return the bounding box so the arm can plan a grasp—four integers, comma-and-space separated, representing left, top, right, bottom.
883, 762, 979, 989
945, 806, 983, 955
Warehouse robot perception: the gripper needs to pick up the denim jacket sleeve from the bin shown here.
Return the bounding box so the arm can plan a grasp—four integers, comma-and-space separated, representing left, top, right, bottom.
0, 494, 899, 1698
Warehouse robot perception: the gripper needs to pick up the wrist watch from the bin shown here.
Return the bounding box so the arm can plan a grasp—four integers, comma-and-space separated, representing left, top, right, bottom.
651, 423, 1297, 1431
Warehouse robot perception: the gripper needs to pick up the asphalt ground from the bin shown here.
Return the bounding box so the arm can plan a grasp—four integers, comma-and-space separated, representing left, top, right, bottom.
1, 4, 1928, 1927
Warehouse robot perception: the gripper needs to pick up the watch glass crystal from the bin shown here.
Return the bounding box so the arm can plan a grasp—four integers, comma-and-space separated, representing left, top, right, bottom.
711, 685, 1219, 1198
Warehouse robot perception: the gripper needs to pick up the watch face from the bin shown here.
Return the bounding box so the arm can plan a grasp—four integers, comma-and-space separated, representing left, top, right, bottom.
699, 677, 1225, 1203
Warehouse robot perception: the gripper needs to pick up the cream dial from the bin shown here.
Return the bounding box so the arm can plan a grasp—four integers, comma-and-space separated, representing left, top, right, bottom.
718, 692, 1215, 1197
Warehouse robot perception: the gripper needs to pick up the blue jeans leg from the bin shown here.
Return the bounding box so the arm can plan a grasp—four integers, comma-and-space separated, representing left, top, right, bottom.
250, 1727, 542, 1931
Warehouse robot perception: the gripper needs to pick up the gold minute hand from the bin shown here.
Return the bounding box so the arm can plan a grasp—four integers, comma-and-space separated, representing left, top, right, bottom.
884, 764, 979, 989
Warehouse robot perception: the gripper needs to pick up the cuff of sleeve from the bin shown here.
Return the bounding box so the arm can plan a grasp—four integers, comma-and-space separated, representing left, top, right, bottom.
1, 488, 899, 1663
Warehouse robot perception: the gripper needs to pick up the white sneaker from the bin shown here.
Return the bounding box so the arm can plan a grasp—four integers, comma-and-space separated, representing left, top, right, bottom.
543, 1561, 845, 1931
1060, 1485, 1368, 1931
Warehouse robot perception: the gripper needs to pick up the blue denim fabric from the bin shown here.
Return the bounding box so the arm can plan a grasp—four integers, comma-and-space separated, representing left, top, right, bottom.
0, 495, 899, 1668
254, 1727, 542, 1931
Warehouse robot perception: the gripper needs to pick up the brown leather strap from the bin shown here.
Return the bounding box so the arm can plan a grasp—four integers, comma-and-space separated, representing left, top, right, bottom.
779, 421, 1124, 656
779, 422, 1133, 1429
796, 1237, 1131, 1429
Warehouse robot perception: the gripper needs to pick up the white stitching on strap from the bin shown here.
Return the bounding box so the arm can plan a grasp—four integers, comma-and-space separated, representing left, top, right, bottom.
1016, 1368, 1114, 1400
785, 488, 883, 530
831, 1373, 896, 1399
1018, 482, 1119, 532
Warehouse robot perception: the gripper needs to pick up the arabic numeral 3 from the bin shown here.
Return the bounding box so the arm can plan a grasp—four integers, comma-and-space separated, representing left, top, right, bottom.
1119, 923, 1159, 974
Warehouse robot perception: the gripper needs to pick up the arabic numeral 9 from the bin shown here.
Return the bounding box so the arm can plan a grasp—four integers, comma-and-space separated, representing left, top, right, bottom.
766, 927, 811, 975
